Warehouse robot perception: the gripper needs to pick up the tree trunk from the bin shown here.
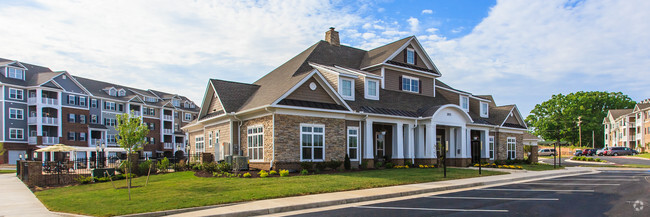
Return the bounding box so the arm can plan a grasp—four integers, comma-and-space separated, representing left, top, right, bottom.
127, 160, 131, 200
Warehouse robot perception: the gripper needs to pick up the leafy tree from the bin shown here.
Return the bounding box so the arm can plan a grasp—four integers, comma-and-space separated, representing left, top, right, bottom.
0, 143, 5, 156
116, 112, 150, 200
526, 91, 635, 147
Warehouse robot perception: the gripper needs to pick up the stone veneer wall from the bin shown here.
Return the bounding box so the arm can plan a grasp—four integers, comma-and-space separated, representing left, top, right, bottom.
239, 115, 274, 170
273, 114, 346, 170
204, 122, 231, 159
496, 132, 524, 161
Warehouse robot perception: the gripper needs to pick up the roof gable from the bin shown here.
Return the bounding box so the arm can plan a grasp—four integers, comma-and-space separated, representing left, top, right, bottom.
273, 69, 352, 111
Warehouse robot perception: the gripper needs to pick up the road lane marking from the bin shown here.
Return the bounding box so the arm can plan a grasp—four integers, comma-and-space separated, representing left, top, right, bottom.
480, 188, 595, 192
554, 178, 639, 181
427, 196, 558, 201
526, 183, 620, 186
579, 176, 640, 178
357, 206, 508, 213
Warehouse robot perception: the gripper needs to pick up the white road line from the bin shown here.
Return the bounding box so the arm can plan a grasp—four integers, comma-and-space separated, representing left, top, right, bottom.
579, 176, 640, 178
526, 183, 620, 186
480, 188, 595, 192
427, 196, 558, 201
554, 178, 639, 181
357, 206, 508, 213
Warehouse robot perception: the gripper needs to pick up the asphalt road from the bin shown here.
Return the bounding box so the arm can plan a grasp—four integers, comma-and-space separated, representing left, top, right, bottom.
286, 170, 650, 217
540, 156, 650, 167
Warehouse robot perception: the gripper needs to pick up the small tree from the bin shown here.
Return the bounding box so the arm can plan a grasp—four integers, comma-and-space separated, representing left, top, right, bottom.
0, 142, 5, 156
115, 112, 150, 200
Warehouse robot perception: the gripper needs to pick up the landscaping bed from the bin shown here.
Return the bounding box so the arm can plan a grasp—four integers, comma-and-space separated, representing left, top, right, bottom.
571, 156, 607, 163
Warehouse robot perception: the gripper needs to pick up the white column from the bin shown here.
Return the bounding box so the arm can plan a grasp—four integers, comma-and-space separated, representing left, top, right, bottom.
483, 130, 490, 159
448, 127, 455, 158
86, 151, 91, 168
425, 123, 435, 158
416, 125, 425, 158
396, 123, 404, 159
408, 124, 415, 162
57, 92, 62, 138
36, 90, 43, 136
461, 127, 468, 158
364, 120, 374, 159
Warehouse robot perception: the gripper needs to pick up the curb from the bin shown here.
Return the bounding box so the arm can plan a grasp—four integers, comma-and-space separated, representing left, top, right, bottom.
118, 169, 591, 217
565, 159, 614, 165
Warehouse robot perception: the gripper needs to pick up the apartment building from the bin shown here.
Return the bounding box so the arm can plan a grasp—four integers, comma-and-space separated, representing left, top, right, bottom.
603, 100, 650, 152
183, 28, 528, 170
0, 58, 199, 164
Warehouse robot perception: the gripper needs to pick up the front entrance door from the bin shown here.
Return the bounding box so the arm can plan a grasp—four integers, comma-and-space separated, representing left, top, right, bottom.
471, 141, 481, 164
375, 132, 385, 159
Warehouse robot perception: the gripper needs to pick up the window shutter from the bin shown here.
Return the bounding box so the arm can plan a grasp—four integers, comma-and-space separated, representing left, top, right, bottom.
398, 75, 403, 90
403, 49, 407, 62
419, 80, 422, 94
414, 52, 418, 65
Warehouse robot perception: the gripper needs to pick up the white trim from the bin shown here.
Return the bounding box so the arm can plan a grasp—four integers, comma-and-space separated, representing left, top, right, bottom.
8, 108, 24, 120
459, 95, 469, 112
246, 125, 264, 162
9, 128, 24, 140
271, 69, 353, 111
401, 75, 420, 93
333, 65, 382, 79
364, 78, 379, 100
436, 86, 490, 102
406, 48, 415, 64
8, 88, 24, 100
300, 123, 326, 162
384, 64, 439, 78
507, 137, 516, 160
380, 67, 385, 89
499, 105, 528, 128
488, 136, 495, 160
347, 126, 359, 161
480, 102, 489, 118
338, 77, 355, 100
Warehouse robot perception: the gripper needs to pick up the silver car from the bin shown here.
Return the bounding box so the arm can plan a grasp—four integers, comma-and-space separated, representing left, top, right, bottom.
538, 148, 556, 156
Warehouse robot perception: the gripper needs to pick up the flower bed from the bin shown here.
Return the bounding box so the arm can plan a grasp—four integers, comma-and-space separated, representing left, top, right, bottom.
473, 163, 523, 169
571, 156, 606, 162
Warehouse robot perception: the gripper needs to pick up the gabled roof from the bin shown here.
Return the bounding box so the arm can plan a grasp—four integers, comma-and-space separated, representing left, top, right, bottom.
0, 58, 54, 86
636, 103, 650, 111
210, 79, 260, 113
360, 36, 414, 69
609, 109, 633, 120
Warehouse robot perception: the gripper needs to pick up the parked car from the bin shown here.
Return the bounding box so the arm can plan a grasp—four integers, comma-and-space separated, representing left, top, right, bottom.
538, 148, 556, 156
574, 149, 583, 156
604, 147, 635, 156
596, 148, 606, 156
582, 149, 597, 156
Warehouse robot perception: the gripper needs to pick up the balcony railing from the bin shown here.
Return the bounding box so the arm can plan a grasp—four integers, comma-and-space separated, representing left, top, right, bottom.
163, 115, 173, 121
163, 129, 173, 134
91, 139, 104, 146
28, 117, 37, 124
42, 117, 58, 125
28, 137, 37, 144
28, 98, 37, 104
164, 143, 174, 149
42, 98, 58, 105
132, 111, 141, 116
43, 137, 59, 145
628, 135, 636, 141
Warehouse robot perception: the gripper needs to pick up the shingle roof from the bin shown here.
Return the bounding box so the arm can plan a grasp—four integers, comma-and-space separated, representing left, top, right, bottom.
610, 109, 633, 119
637, 103, 650, 110
523, 132, 541, 140
0, 58, 54, 86
210, 79, 260, 113
279, 99, 347, 111
488, 105, 515, 126
360, 36, 413, 69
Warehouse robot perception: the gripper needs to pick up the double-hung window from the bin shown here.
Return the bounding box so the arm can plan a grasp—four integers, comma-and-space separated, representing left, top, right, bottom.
184, 113, 192, 121
68, 95, 76, 105
68, 132, 76, 141
195, 136, 204, 153
339, 77, 354, 100
489, 136, 495, 160
401, 76, 419, 93
507, 137, 516, 160
9, 108, 23, 120
69, 114, 76, 123
480, 102, 489, 117
79, 133, 86, 141
105, 101, 116, 111
79, 96, 86, 106
214, 131, 220, 148
460, 96, 469, 112
91, 99, 98, 108
107, 134, 117, 143
301, 124, 325, 161
406, 48, 415, 64
347, 127, 359, 161
365, 79, 379, 100
247, 126, 264, 161
8, 88, 23, 100
7, 67, 24, 79
9, 128, 24, 139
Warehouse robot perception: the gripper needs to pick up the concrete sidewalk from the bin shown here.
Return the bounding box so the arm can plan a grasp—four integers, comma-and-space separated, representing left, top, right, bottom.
0, 174, 59, 217
153, 167, 593, 217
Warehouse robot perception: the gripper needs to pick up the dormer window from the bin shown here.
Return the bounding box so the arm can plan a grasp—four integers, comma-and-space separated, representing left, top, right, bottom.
118, 89, 126, 96
480, 102, 489, 118
184, 101, 190, 108
339, 77, 354, 100
6, 67, 24, 80
172, 99, 180, 107
145, 96, 157, 102
460, 95, 469, 112
406, 48, 415, 64
108, 88, 117, 96
401, 75, 419, 93
365, 79, 379, 100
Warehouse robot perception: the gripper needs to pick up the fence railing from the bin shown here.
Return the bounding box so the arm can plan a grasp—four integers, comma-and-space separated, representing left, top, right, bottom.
42, 98, 58, 105
43, 137, 59, 145
42, 117, 58, 125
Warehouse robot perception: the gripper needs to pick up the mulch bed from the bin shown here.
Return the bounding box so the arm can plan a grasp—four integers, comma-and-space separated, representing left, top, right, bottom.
193, 168, 384, 178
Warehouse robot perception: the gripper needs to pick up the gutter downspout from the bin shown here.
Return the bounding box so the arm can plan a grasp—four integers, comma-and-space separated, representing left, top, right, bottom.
265, 108, 275, 169
231, 112, 243, 156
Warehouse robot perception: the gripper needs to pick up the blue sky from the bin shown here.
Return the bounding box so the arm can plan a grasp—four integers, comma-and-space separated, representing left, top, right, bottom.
1, 0, 649, 118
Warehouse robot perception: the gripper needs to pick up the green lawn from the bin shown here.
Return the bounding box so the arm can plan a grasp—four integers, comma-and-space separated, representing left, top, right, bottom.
0, 170, 16, 174
36, 169, 505, 216
518, 164, 564, 171
635, 153, 650, 159
580, 164, 650, 168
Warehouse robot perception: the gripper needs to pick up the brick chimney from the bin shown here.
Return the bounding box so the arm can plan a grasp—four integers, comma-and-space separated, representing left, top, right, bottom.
325, 27, 340, 46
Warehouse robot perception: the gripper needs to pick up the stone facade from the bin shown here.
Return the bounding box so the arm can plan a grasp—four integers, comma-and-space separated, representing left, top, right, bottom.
239, 115, 274, 170
204, 122, 231, 159
273, 114, 346, 170
496, 132, 524, 161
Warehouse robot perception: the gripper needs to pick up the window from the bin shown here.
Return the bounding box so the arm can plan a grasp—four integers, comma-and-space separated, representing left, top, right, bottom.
107, 134, 117, 143
68, 132, 76, 141
7, 67, 24, 79
184, 113, 192, 121
406, 48, 415, 64
104, 118, 116, 126
215, 131, 220, 148
507, 137, 516, 160
480, 102, 489, 117
118, 89, 126, 96
79, 115, 86, 124
489, 136, 495, 160
150, 137, 155, 144
68, 95, 76, 105
460, 96, 469, 112
109, 88, 117, 96
91, 115, 98, 124
172, 99, 180, 107
247, 126, 264, 161
148, 123, 155, 130
195, 136, 205, 153
365, 79, 379, 100
184, 101, 190, 108
68, 114, 76, 123
105, 101, 116, 110
79, 133, 86, 141
347, 127, 359, 161
8, 88, 23, 100
9, 128, 24, 139
208, 132, 213, 148
301, 124, 325, 161
91, 99, 98, 108
143, 107, 155, 116
117, 104, 124, 112
145, 96, 157, 102
339, 78, 354, 100
79, 96, 86, 106
9, 108, 24, 120
401, 76, 419, 93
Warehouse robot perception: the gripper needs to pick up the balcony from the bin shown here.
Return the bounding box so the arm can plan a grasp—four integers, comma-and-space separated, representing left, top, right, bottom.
42, 98, 58, 105
42, 117, 58, 125
28, 137, 37, 144
628, 135, 636, 141
132, 111, 141, 116
164, 143, 174, 149
28, 97, 37, 105
163, 128, 173, 135
28, 116, 37, 124
43, 137, 59, 145
163, 115, 173, 121
91, 139, 104, 146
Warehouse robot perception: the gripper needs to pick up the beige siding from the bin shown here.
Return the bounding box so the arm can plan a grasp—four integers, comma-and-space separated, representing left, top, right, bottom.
321, 70, 339, 92
384, 69, 434, 97
207, 94, 224, 113
505, 113, 520, 125
390, 45, 429, 68
204, 122, 231, 156
285, 77, 336, 104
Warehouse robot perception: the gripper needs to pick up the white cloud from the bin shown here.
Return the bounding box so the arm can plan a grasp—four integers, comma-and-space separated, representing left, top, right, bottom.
407, 17, 419, 33
422, 9, 433, 14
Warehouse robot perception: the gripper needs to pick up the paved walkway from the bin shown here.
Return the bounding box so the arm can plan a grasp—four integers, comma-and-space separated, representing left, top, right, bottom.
0, 174, 59, 217
158, 167, 593, 217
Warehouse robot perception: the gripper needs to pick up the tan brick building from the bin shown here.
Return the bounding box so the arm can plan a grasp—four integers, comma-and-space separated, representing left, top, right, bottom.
183, 28, 528, 170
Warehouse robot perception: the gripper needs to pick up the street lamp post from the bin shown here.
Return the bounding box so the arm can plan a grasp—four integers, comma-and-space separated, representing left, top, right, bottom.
185, 144, 191, 170
578, 116, 583, 147
95, 145, 100, 169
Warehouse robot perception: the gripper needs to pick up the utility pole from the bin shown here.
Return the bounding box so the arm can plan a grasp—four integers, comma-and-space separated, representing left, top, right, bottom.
592, 130, 595, 149
578, 116, 583, 147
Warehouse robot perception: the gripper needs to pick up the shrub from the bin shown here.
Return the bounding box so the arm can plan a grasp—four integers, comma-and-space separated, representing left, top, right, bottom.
375, 161, 384, 168
300, 169, 309, 175
326, 160, 342, 170
587, 158, 595, 161
360, 160, 368, 169
173, 162, 187, 172
405, 160, 414, 168
300, 162, 314, 171
259, 171, 269, 178
344, 154, 351, 170
243, 172, 252, 178
138, 160, 154, 175
216, 162, 232, 173
157, 157, 170, 173
203, 162, 219, 173
269, 170, 278, 175
191, 163, 202, 171
75, 176, 94, 184
595, 158, 602, 162
384, 162, 394, 169
315, 162, 327, 171
279, 169, 289, 177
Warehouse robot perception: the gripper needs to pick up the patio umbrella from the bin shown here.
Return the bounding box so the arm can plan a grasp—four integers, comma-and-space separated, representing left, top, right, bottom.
35, 144, 77, 152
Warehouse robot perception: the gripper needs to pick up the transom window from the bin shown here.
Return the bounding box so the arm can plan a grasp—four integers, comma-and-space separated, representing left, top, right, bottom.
301, 124, 325, 161
247, 126, 264, 161
347, 127, 359, 161
8, 88, 23, 100
406, 48, 415, 64
507, 137, 516, 160
9, 108, 24, 120
480, 102, 489, 117
365, 79, 379, 100
401, 76, 419, 93
7, 67, 24, 79
460, 96, 469, 112
10, 128, 24, 139
339, 78, 354, 100
195, 136, 205, 153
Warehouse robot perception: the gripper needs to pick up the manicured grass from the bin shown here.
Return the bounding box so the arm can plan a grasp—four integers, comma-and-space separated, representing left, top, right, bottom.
580, 164, 650, 168
518, 164, 564, 171
0, 170, 16, 174
635, 153, 650, 159
36, 168, 505, 216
